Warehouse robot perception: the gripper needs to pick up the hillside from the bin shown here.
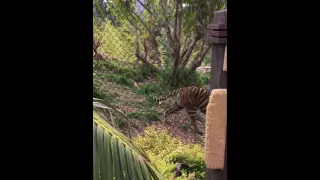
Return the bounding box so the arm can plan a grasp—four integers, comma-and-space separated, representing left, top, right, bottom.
93, 61, 209, 145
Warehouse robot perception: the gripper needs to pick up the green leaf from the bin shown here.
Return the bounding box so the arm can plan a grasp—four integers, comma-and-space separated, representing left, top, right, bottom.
93, 123, 100, 180
93, 106, 149, 161
132, 154, 144, 180
139, 156, 152, 180
126, 147, 138, 180
104, 130, 113, 180
118, 143, 130, 180
93, 110, 165, 180
111, 136, 124, 180
97, 125, 107, 180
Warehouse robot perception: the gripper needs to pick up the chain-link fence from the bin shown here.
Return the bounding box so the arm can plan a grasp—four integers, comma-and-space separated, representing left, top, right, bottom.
93, 0, 226, 96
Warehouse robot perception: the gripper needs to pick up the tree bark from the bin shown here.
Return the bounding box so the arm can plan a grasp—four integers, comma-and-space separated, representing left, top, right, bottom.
172, 0, 183, 86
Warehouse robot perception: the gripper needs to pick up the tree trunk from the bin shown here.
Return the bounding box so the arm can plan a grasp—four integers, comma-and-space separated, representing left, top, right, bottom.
171, 0, 183, 86
152, 39, 163, 71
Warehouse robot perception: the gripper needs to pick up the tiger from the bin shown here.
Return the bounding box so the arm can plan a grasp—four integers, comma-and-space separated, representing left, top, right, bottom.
154, 86, 210, 135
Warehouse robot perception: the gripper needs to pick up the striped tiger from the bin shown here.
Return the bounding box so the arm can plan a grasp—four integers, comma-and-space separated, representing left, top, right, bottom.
154, 86, 210, 135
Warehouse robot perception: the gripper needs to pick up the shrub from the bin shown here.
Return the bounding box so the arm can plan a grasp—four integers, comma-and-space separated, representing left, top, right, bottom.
133, 83, 160, 96
127, 108, 159, 121
93, 86, 106, 99
93, 59, 154, 84
133, 126, 205, 180
154, 67, 210, 91
105, 74, 134, 87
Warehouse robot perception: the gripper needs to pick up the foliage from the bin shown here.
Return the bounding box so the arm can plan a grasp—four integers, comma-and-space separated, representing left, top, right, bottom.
93, 98, 131, 130
155, 67, 210, 89
134, 83, 160, 96
94, 0, 226, 86
93, 103, 164, 180
94, 59, 209, 101
133, 67, 209, 95
127, 108, 160, 121
133, 127, 205, 179
93, 1, 219, 177
105, 74, 135, 87
93, 86, 107, 99
94, 21, 136, 62
126, 100, 160, 122
203, 53, 212, 66
93, 83, 118, 104
93, 62, 120, 103
93, 60, 153, 83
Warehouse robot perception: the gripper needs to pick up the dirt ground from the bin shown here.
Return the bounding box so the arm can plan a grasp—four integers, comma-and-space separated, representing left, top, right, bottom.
99, 81, 205, 145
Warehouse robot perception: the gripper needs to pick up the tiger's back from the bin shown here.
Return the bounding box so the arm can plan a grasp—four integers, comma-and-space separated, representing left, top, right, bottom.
175, 86, 210, 112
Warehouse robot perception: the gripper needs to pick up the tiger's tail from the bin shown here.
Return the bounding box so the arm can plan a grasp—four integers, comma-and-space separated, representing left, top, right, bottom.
153, 88, 181, 102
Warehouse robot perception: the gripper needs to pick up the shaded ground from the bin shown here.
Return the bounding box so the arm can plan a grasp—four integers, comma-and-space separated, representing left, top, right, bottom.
149, 110, 205, 145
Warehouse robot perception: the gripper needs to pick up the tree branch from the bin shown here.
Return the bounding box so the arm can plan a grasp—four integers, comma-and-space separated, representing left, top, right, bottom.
180, 34, 194, 58
189, 44, 212, 72
181, 48, 188, 59
119, 0, 155, 37
136, 0, 158, 19
152, 39, 163, 71
121, 2, 162, 72
134, 27, 141, 65
160, 0, 174, 52
133, 27, 159, 73
188, 42, 205, 69
179, 33, 203, 68
135, 53, 160, 73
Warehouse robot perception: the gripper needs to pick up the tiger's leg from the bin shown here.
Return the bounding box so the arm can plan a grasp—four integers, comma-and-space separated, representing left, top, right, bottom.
186, 108, 204, 135
165, 102, 183, 117
162, 102, 183, 124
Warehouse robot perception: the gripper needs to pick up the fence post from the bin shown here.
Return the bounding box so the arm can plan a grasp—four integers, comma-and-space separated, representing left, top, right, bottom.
205, 9, 227, 180
207, 9, 227, 90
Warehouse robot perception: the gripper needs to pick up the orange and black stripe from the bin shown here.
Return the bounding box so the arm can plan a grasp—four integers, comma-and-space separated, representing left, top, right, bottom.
154, 86, 210, 134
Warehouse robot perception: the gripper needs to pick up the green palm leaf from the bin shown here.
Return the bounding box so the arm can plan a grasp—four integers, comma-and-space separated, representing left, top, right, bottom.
93, 110, 164, 180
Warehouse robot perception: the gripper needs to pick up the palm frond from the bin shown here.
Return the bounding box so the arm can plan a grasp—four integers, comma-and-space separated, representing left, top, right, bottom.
93, 111, 164, 180
93, 97, 133, 130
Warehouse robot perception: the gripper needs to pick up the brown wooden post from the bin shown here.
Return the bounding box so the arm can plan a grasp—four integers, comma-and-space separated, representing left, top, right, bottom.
207, 10, 227, 90
205, 9, 227, 180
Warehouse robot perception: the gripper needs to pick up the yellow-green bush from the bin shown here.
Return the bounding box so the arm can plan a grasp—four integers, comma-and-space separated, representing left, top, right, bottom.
133, 126, 205, 180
